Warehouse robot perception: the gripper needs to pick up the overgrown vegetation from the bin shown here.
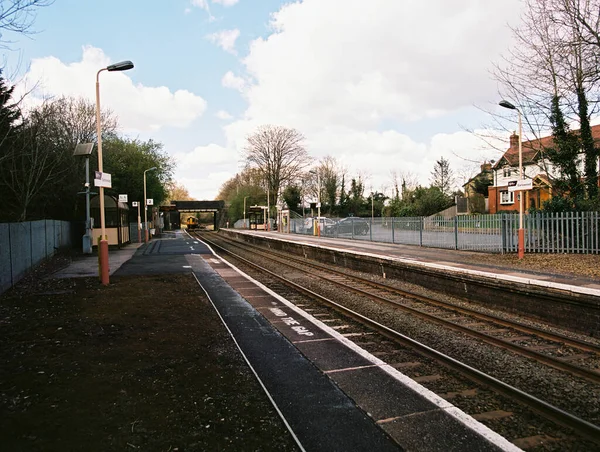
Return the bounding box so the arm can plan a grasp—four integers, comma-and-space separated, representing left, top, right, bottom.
0, 73, 175, 222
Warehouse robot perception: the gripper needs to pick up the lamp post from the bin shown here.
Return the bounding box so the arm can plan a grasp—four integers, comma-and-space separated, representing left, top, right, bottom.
243, 196, 249, 229
310, 170, 321, 236
144, 166, 157, 243
95, 60, 134, 285
499, 100, 525, 259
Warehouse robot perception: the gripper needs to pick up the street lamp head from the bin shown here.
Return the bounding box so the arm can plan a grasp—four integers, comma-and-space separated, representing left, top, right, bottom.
499, 100, 517, 110
107, 60, 134, 72
146, 166, 157, 172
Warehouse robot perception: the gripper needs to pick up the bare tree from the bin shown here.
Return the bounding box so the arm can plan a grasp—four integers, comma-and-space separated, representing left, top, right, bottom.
0, 0, 54, 48
492, 0, 600, 199
0, 96, 118, 221
243, 125, 312, 209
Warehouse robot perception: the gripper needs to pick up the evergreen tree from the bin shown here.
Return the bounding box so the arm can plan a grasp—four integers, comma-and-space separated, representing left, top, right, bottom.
430, 157, 454, 197
282, 184, 301, 213
546, 95, 582, 199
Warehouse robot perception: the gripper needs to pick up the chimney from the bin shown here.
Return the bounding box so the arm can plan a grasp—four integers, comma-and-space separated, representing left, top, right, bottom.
509, 131, 519, 149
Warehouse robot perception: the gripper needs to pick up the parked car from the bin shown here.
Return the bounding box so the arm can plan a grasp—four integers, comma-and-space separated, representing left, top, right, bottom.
303, 217, 335, 233
326, 217, 370, 235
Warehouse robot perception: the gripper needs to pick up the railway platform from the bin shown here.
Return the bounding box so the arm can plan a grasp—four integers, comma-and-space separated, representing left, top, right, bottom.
46, 230, 526, 451
227, 229, 600, 297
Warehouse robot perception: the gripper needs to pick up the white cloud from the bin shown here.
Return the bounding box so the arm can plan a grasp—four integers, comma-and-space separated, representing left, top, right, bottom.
186, 0, 523, 199
206, 29, 240, 54
191, 0, 209, 10
179, 0, 522, 200
240, 0, 521, 129
221, 70, 246, 91
212, 0, 239, 6
189, 0, 216, 21
216, 110, 233, 120
14, 46, 207, 132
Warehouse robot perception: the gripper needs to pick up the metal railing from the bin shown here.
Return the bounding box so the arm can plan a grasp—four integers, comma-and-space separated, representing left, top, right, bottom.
288, 212, 600, 254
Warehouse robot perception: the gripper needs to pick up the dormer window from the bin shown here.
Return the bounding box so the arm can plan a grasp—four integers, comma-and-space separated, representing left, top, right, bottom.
502, 167, 512, 177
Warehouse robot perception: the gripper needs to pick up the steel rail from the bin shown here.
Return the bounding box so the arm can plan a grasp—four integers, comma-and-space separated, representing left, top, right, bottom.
198, 234, 600, 445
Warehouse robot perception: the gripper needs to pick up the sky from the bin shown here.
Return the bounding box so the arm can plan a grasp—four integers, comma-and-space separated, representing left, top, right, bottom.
4, 0, 524, 200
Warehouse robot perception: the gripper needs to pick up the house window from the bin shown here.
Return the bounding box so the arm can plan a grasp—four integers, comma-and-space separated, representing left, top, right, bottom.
500, 190, 514, 205
503, 167, 512, 177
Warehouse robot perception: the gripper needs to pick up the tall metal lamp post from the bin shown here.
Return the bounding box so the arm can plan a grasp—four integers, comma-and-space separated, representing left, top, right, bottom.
310, 170, 321, 236
95, 60, 134, 285
144, 166, 157, 243
243, 196, 249, 229
499, 100, 525, 259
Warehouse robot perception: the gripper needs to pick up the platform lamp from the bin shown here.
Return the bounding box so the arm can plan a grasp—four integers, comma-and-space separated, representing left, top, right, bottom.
95, 60, 134, 285
309, 170, 321, 236
73, 143, 95, 255
144, 166, 157, 243
499, 99, 525, 259
243, 196, 249, 229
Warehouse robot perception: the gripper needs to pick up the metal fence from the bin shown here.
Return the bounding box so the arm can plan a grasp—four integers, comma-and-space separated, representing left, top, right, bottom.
0, 220, 73, 294
289, 212, 600, 254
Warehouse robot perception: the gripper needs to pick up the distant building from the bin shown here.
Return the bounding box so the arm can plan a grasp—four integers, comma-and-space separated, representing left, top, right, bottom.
462, 162, 493, 213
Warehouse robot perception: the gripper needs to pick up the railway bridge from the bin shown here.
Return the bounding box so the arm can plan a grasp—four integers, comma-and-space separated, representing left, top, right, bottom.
159, 200, 225, 231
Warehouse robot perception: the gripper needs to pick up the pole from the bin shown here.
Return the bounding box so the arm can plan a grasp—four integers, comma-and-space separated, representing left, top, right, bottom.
302, 179, 306, 218
144, 171, 149, 243
244, 196, 248, 229
95, 68, 109, 285
517, 110, 525, 259
137, 204, 141, 243
83, 156, 92, 254
317, 172, 321, 237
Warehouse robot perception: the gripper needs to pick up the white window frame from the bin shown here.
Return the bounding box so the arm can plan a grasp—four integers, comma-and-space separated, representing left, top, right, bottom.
500, 190, 514, 205
502, 167, 512, 178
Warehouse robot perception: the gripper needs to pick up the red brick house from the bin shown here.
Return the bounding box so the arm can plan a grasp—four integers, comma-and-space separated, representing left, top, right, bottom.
488, 124, 600, 214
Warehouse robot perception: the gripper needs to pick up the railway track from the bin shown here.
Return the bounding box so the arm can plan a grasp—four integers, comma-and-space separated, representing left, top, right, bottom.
208, 233, 600, 384
194, 231, 600, 449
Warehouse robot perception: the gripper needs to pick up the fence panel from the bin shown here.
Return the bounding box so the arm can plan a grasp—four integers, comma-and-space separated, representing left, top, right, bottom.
286, 212, 600, 255
31, 220, 47, 266
421, 216, 457, 250
455, 215, 504, 252
9, 222, 32, 285
0, 220, 74, 295
0, 223, 11, 293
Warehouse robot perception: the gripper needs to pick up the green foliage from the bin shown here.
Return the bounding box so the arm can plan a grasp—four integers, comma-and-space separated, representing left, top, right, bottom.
430, 157, 454, 196
469, 193, 486, 214
0, 78, 174, 222
389, 185, 453, 217
546, 95, 583, 199
472, 173, 492, 196
576, 87, 600, 198
282, 184, 301, 213
103, 137, 174, 219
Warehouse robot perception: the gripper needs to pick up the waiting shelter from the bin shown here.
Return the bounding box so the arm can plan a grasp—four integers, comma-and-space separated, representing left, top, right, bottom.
90, 194, 130, 247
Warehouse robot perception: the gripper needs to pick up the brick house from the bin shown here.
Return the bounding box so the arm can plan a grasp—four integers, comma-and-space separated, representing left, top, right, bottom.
487, 125, 600, 214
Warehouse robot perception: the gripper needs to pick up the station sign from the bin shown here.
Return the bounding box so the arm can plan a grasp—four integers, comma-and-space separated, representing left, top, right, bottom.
146, 199, 154, 206
93, 171, 112, 188
118, 194, 128, 203
508, 179, 533, 192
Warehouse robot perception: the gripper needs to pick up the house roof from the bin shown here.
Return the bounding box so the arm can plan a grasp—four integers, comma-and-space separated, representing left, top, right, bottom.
492, 123, 600, 169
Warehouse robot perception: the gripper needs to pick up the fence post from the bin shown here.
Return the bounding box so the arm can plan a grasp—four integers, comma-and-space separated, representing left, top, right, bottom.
501, 213, 506, 254
454, 216, 458, 250
391, 217, 395, 244
419, 217, 423, 247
